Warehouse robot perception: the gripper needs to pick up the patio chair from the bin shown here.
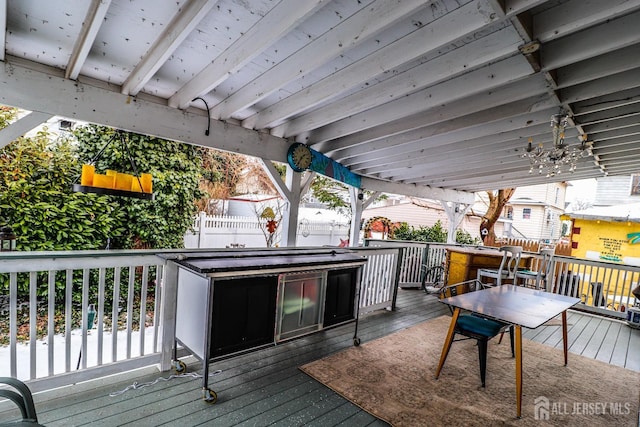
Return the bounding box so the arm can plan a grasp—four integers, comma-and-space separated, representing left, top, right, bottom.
437, 280, 514, 387
515, 248, 555, 290
476, 246, 523, 286
0, 377, 45, 426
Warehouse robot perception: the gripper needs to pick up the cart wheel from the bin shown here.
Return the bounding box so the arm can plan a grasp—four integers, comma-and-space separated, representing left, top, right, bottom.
203, 388, 218, 403
353, 337, 361, 346
173, 360, 187, 373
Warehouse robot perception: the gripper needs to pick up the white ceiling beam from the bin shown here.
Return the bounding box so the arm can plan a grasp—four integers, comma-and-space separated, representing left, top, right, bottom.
121, 0, 217, 96
560, 69, 640, 105
589, 134, 640, 149
502, 0, 547, 16
457, 171, 601, 192
276, 26, 520, 137
65, 0, 112, 80
533, 0, 640, 43
0, 111, 53, 148
212, 0, 429, 119
587, 124, 640, 140
541, 11, 640, 71
314, 73, 551, 154
246, 0, 502, 130
352, 124, 580, 175
359, 177, 475, 204
1, 57, 289, 161
596, 145, 640, 158
585, 115, 640, 134
572, 87, 640, 116
359, 127, 582, 178
601, 164, 640, 174
168, 0, 327, 109
576, 106, 640, 126
334, 97, 555, 163
381, 135, 592, 180
414, 164, 603, 190
359, 123, 571, 178
0, 0, 6, 62
556, 44, 640, 89
308, 55, 535, 145
599, 154, 640, 165
447, 170, 605, 192
258, 158, 291, 201
0, 56, 473, 202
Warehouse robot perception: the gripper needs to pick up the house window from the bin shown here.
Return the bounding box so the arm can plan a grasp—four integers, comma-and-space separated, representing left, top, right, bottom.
522, 208, 531, 219
506, 207, 513, 219
631, 175, 640, 195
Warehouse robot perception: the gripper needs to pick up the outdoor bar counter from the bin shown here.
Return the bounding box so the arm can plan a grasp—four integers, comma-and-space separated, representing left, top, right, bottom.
163, 247, 367, 402
445, 246, 532, 285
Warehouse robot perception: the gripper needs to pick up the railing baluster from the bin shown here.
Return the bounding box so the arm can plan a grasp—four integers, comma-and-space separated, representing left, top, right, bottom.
65, 269, 72, 373
139, 265, 149, 356
126, 266, 135, 359
47, 271, 55, 376
97, 267, 106, 365
81, 269, 89, 370
112, 267, 121, 363
9, 272, 17, 377
153, 265, 162, 353
29, 271, 37, 379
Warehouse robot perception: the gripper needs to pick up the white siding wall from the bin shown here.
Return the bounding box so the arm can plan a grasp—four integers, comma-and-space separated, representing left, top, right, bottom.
508, 183, 566, 240
512, 182, 567, 209
594, 176, 640, 206
361, 202, 502, 241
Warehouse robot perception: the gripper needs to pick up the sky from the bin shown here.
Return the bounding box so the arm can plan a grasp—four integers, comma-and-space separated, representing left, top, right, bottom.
565, 178, 597, 203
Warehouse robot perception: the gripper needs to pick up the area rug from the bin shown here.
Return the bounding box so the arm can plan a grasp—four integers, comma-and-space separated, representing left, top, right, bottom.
300, 316, 639, 426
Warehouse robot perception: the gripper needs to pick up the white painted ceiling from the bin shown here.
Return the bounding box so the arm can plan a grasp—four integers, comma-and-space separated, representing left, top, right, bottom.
1, 0, 640, 201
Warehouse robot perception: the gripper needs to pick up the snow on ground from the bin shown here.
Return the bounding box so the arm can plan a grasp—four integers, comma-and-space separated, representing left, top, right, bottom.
0, 327, 158, 381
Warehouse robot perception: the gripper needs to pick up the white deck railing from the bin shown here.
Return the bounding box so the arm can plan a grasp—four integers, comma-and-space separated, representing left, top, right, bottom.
3, 243, 635, 393
0, 250, 169, 393
422, 242, 640, 318
1, 247, 401, 392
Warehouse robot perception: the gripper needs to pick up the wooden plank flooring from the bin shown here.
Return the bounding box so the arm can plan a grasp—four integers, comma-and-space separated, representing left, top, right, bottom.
6, 289, 640, 426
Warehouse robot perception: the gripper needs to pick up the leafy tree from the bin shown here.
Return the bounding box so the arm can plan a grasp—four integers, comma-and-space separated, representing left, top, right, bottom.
391, 220, 480, 244
74, 125, 204, 249
309, 175, 386, 219
196, 150, 247, 213
455, 228, 481, 245
392, 221, 447, 242
479, 189, 515, 242
0, 129, 124, 251
310, 176, 350, 212
0, 106, 17, 128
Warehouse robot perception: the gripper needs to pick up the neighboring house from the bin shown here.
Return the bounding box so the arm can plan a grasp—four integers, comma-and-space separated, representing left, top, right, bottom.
503, 182, 567, 242
561, 202, 640, 266
361, 197, 502, 241
592, 175, 640, 206
362, 182, 568, 243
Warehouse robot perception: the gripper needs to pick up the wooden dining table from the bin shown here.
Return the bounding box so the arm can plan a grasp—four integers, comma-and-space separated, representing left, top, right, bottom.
436, 285, 581, 418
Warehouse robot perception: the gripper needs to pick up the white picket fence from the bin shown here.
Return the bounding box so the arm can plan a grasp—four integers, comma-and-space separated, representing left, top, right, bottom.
185, 213, 351, 248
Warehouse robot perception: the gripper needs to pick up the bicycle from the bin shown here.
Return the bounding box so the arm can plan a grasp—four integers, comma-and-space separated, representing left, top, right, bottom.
421, 264, 445, 294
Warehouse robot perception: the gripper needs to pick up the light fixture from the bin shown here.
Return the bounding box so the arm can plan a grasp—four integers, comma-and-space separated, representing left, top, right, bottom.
0, 225, 17, 251
521, 113, 593, 177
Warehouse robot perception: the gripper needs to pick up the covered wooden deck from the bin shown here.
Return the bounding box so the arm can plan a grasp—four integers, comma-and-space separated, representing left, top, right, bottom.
11, 289, 640, 426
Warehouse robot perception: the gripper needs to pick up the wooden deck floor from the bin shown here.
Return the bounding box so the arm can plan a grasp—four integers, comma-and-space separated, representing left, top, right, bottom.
7, 289, 640, 426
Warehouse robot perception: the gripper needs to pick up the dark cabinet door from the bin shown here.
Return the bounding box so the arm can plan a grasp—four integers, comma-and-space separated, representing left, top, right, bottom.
324, 268, 357, 327
210, 276, 278, 357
